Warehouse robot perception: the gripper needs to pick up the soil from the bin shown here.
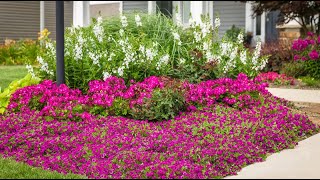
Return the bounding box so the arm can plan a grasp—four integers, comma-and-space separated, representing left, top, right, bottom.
290, 102, 320, 126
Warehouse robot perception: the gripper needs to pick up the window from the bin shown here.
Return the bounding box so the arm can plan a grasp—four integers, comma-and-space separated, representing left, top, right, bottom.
156, 1, 173, 18
181, 1, 190, 24
256, 15, 261, 35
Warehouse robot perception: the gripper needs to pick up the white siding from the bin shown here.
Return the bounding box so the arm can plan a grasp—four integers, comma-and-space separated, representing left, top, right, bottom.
0, 1, 40, 43
213, 1, 246, 38
123, 1, 148, 13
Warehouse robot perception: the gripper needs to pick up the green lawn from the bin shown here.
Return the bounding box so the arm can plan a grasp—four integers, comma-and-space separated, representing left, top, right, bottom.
0, 155, 87, 179
0, 65, 28, 91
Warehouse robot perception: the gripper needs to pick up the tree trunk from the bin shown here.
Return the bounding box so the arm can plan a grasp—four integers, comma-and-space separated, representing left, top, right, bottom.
300, 17, 309, 37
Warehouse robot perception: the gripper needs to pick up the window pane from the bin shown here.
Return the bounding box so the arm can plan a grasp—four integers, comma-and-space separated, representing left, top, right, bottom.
156, 1, 172, 18
256, 15, 261, 35
183, 1, 190, 24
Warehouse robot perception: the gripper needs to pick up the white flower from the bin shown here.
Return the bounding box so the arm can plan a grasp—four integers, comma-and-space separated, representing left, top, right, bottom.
139, 45, 145, 53
203, 42, 209, 51
220, 42, 232, 56
117, 66, 124, 76
89, 52, 101, 67
193, 31, 201, 42
97, 16, 103, 24
230, 47, 238, 61
200, 22, 211, 38
103, 71, 111, 81
135, 14, 142, 27
205, 51, 213, 62
172, 31, 182, 46
119, 29, 124, 37
77, 32, 85, 44
93, 17, 104, 43
26, 64, 36, 78
146, 48, 155, 61
67, 26, 75, 34
45, 42, 56, 56
237, 32, 244, 44
175, 12, 183, 27
252, 40, 262, 65
74, 44, 82, 61
120, 15, 128, 27
179, 58, 186, 64
156, 54, 170, 70
240, 50, 247, 64
308, 1, 315, 7
214, 17, 220, 28
37, 56, 54, 76
153, 42, 159, 48
108, 52, 115, 62
172, 32, 180, 40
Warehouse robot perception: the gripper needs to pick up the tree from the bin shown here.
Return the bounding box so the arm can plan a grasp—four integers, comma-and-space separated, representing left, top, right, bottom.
241, 1, 320, 36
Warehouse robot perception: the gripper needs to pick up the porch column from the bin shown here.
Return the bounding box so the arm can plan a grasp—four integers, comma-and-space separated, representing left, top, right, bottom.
261, 12, 266, 43
40, 1, 45, 32
245, 2, 253, 33
190, 1, 203, 24
148, 1, 156, 15
73, 1, 90, 27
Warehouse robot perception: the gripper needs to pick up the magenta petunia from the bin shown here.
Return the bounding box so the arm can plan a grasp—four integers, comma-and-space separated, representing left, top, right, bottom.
309, 50, 319, 60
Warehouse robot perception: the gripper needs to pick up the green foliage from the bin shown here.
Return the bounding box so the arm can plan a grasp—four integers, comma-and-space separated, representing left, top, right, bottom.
0, 73, 41, 114
225, 25, 243, 42
0, 39, 40, 65
109, 97, 130, 116
261, 41, 293, 72
130, 87, 186, 121
304, 59, 320, 79
35, 12, 269, 91
280, 61, 308, 78
299, 76, 320, 87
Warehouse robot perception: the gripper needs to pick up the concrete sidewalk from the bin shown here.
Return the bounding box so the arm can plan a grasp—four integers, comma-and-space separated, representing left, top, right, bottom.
224, 88, 320, 179
224, 133, 320, 179
267, 88, 320, 103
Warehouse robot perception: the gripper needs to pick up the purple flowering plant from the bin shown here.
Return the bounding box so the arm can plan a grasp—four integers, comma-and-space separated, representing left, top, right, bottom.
1, 73, 319, 179
254, 72, 295, 86
291, 32, 320, 79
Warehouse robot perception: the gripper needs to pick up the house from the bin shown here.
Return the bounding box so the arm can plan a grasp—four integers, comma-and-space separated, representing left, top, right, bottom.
0, 1, 301, 45
88, 1, 284, 45
0, 1, 73, 43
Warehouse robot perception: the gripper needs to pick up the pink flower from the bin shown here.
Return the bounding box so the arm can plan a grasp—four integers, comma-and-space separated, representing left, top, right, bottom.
308, 50, 319, 60
293, 55, 300, 61
301, 56, 308, 61
307, 32, 314, 37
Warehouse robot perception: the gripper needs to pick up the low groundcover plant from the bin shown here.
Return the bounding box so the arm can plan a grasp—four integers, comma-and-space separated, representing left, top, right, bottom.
0, 74, 319, 179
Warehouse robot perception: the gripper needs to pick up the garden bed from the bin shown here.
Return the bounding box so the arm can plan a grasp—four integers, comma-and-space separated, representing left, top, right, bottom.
0, 75, 319, 179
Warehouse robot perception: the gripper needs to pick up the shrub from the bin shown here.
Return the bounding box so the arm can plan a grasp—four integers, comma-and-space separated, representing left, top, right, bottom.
0, 39, 40, 65
254, 72, 295, 86
224, 25, 243, 42
291, 32, 320, 79
0, 73, 40, 114
280, 61, 308, 78
130, 87, 186, 121
260, 41, 293, 72
299, 76, 320, 87
34, 12, 269, 91
6, 74, 270, 121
